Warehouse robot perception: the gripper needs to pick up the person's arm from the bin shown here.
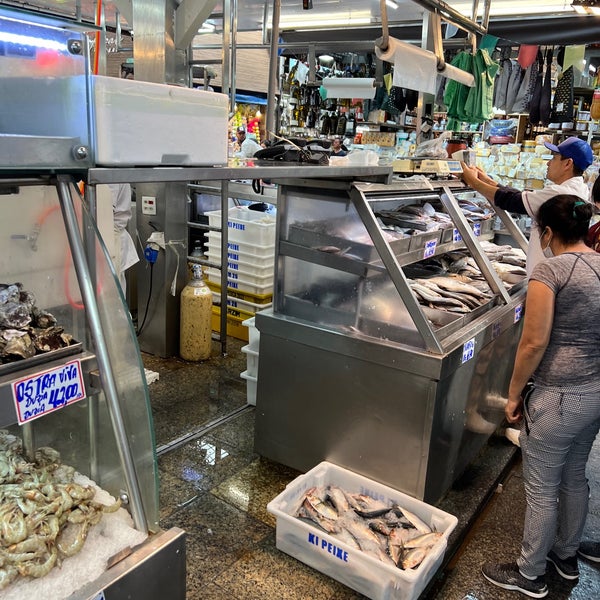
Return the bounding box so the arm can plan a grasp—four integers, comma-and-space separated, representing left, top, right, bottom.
505, 280, 555, 423
460, 163, 500, 204
461, 162, 527, 213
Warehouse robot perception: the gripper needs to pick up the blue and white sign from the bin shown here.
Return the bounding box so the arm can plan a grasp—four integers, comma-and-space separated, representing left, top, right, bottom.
514, 304, 523, 323
461, 338, 475, 364
12, 359, 86, 425
473, 222, 481, 237
423, 239, 437, 259
452, 228, 462, 243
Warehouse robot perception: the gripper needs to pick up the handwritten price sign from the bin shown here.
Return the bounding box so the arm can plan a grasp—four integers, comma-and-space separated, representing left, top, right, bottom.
12, 360, 86, 425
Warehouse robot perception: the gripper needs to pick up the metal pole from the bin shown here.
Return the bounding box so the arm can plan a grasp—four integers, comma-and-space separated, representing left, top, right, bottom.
222, 0, 231, 106
266, 0, 281, 138
55, 175, 148, 533
231, 0, 238, 111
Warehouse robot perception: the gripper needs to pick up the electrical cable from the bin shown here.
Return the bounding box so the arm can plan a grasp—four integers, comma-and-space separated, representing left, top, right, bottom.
136, 262, 154, 337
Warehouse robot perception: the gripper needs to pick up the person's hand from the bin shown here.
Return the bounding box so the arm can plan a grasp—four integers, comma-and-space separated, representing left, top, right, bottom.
460, 162, 479, 186
505, 394, 523, 424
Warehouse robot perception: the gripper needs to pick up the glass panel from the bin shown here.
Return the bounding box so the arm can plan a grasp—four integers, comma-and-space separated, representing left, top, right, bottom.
0, 6, 93, 170
0, 181, 158, 531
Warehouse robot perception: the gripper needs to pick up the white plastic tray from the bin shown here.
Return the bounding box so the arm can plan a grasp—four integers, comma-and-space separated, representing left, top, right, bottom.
240, 369, 257, 406
205, 207, 276, 245
267, 461, 457, 600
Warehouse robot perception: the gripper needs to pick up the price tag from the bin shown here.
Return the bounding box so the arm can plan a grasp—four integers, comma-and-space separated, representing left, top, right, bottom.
423, 239, 437, 259
12, 360, 86, 425
92, 593, 106, 600
452, 228, 462, 243
473, 222, 482, 237
514, 304, 523, 323
461, 338, 475, 364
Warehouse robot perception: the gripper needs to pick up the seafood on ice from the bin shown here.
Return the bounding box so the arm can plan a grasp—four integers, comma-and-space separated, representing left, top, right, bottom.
0, 431, 120, 589
0, 283, 73, 364
295, 485, 443, 571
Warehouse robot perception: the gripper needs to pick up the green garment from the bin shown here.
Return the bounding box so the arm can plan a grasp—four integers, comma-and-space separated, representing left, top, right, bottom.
444, 49, 499, 130
444, 52, 473, 131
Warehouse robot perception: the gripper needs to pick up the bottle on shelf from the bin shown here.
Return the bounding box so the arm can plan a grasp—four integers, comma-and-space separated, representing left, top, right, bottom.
591, 88, 600, 121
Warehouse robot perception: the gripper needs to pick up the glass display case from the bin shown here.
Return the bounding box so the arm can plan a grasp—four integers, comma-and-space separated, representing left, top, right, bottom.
0, 6, 94, 170
0, 176, 184, 599
255, 177, 529, 504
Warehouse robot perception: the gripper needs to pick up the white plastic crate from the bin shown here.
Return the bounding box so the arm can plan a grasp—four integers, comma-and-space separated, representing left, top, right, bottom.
212, 293, 272, 315
207, 269, 273, 295
242, 317, 260, 351
93, 76, 228, 166
241, 344, 259, 377
205, 233, 276, 260
240, 369, 257, 406
205, 206, 276, 245
267, 461, 458, 600
206, 251, 274, 276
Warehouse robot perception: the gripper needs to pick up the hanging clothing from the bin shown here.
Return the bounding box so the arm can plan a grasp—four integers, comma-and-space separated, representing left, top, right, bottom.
456, 49, 499, 126
517, 44, 539, 69
444, 51, 474, 130
512, 59, 539, 114
539, 48, 554, 126
550, 65, 574, 123
528, 50, 544, 125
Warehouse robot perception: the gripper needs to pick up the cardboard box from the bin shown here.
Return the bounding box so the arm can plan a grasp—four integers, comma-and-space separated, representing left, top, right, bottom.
267, 461, 458, 600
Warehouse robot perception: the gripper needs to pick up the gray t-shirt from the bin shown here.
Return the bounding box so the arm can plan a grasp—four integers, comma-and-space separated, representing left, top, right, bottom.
530, 252, 600, 389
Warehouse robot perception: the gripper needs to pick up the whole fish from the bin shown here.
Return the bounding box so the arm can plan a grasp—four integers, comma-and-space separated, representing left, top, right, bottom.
393, 505, 431, 534
422, 276, 490, 299
344, 492, 391, 519
297, 499, 338, 534
403, 531, 443, 548
401, 546, 431, 570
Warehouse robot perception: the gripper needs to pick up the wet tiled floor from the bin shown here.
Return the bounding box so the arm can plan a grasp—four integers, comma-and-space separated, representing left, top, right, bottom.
144, 340, 600, 600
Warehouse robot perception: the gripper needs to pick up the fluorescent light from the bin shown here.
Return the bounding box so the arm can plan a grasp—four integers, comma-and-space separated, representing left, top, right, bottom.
386, 0, 399, 9
274, 17, 372, 30
266, 11, 372, 30
571, 0, 600, 14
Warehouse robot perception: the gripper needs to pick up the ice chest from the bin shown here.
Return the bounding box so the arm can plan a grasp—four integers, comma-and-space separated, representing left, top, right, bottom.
93, 76, 228, 166
267, 461, 458, 600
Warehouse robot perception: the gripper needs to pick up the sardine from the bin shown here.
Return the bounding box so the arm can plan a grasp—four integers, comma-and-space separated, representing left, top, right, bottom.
393, 505, 431, 533
403, 532, 443, 548
401, 546, 430, 570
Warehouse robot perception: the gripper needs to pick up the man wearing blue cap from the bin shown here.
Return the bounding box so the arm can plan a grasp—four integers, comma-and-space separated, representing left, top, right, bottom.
461, 136, 594, 275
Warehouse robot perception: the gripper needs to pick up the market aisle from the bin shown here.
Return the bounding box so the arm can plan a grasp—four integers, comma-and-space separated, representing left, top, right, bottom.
145, 347, 600, 600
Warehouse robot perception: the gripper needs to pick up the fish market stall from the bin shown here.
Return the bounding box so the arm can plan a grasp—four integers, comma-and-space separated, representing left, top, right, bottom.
254, 176, 529, 504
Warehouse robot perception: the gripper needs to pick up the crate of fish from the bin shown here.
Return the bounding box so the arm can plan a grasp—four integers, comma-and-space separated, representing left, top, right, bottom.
267, 461, 458, 600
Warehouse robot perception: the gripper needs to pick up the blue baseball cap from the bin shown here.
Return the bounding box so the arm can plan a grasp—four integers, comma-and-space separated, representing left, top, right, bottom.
544, 137, 594, 171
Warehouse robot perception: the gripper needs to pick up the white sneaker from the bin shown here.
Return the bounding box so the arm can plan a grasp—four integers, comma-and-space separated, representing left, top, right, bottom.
505, 427, 521, 447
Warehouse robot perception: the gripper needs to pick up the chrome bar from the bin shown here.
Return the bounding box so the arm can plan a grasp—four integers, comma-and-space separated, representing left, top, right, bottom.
266, 0, 281, 139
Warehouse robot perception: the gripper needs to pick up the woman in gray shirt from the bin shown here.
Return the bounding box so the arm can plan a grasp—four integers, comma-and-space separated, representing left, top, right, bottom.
482, 194, 600, 598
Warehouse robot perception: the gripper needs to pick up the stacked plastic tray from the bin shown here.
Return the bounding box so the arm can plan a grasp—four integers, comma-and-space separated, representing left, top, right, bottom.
240, 317, 260, 405
205, 206, 275, 341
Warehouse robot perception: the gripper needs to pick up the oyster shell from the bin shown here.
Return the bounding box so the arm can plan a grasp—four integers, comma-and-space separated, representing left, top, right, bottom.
32, 307, 57, 329
0, 283, 22, 305
0, 301, 31, 329
0, 329, 35, 359
29, 326, 72, 353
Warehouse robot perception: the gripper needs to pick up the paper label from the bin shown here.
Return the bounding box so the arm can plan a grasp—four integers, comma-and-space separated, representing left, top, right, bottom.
514, 304, 523, 323
461, 338, 475, 364
473, 223, 482, 237
12, 360, 86, 425
423, 239, 437, 259
453, 228, 462, 242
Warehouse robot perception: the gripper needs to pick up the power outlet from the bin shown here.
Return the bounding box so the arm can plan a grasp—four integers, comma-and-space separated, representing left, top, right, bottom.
142, 196, 157, 215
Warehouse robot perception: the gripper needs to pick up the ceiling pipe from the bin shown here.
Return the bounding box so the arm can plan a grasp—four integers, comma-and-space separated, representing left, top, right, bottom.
411, 0, 487, 36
